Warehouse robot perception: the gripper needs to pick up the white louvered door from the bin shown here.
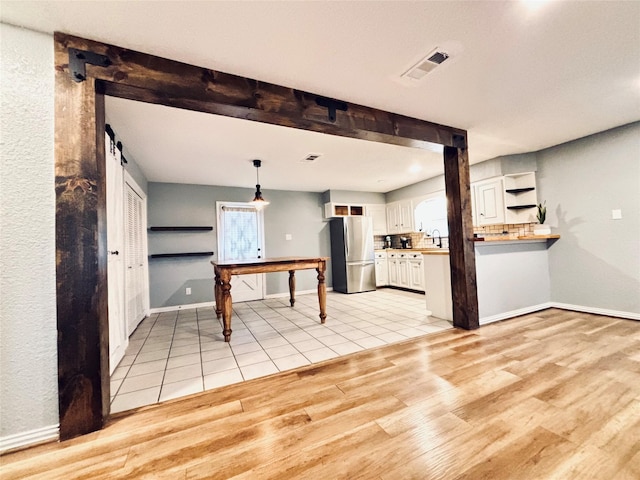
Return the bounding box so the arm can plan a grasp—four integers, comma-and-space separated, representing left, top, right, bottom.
125, 182, 147, 335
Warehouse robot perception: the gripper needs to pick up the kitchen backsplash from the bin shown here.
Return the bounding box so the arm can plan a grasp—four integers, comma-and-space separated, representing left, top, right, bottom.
374, 223, 538, 249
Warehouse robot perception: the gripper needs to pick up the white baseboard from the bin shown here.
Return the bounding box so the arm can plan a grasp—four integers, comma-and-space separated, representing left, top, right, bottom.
149, 301, 216, 314
0, 424, 59, 454
480, 303, 553, 325
148, 289, 334, 313
264, 287, 333, 300
550, 303, 640, 321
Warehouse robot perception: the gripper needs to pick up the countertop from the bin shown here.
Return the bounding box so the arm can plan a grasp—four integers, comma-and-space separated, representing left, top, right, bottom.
474, 234, 560, 242
376, 248, 449, 255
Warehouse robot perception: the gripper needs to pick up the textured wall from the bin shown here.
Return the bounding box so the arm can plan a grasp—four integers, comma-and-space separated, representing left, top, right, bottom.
537, 122, 640, 314
0, 25, 58, 439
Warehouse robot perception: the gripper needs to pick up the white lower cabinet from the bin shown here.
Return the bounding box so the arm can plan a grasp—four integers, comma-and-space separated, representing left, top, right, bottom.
387, 252, 399, 286
408, 253, 425, 291
382, 250, 424, 292
397, 256, 410, 288
375, 251, 388, 287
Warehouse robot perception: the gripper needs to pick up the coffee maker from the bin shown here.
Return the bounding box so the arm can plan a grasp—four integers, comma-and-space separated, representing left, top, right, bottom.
400, 236, 411, 249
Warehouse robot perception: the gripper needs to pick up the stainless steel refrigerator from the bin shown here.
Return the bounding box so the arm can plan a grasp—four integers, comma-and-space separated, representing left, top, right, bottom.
330, 216, 376, 293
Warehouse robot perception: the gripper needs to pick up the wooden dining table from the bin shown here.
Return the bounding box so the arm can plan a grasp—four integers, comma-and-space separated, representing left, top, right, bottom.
211, 257, 328, 342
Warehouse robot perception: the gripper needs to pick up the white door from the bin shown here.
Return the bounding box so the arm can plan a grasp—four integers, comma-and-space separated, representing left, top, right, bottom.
125, 183, 147, 335
106, 133, 127, 374
217, 202, 265, 302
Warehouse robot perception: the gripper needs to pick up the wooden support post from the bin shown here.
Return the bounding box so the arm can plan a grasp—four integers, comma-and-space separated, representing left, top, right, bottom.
54, 34, 109, 440
443, 146, 479, 330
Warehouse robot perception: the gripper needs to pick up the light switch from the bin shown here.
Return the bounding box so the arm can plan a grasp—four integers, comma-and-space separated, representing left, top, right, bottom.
612, 209, 622, 220
285, 233, 292, 240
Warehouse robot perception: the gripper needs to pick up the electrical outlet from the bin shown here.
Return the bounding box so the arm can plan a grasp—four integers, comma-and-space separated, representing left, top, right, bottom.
612, 209, 622, 220
185, 287, 192, 295
285, 233, 292, 240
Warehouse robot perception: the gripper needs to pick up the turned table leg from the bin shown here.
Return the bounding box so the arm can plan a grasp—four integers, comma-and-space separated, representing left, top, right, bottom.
219, 270, 233, 342
317, 260, 327, 324
214, 268, 223, 320
288, 270, 296, 307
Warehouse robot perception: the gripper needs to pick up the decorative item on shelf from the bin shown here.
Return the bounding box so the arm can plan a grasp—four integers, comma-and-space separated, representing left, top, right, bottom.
534, 201, 551, 235
250, 159, 269, 209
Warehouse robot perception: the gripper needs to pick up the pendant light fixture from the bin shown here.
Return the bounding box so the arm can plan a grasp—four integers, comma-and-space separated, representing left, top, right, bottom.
250, 159, 269, 209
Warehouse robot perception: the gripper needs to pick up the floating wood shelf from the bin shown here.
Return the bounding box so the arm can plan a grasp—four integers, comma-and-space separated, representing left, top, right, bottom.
149, 226, 213, 231
150, 252, 214, 259
506, 205, 536, 210
505, 187, 535, 194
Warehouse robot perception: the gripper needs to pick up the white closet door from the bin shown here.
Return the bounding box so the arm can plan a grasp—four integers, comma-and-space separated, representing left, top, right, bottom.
125, 184, 146, 335
106, 133, 127, 374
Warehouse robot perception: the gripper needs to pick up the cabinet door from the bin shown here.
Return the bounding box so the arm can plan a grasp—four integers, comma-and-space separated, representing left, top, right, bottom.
375, 259, 388, 286
409, 260, 424, 291
475, 178, 505, 225
398, 200, 414, 232
388, 258, 399, 286
398, 259, 409, 287
366, 204, 388, 235
386, 203, 399, 234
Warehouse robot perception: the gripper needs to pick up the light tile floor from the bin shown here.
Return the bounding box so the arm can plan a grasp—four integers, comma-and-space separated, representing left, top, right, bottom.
110, 288, 452, 413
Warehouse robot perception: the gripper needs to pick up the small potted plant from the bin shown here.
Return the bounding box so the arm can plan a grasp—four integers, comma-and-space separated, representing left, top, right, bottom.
534, 201, 551, 235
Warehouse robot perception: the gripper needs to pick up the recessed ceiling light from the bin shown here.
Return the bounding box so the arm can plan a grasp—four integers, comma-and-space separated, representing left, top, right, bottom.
409, 164, 422, 174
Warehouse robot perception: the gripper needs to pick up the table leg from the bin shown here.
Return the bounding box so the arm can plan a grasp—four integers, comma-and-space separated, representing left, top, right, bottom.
214, 268, 222, 320
288, 270, 296, 307
317, 260, 327, 324
220, 270, 233, 342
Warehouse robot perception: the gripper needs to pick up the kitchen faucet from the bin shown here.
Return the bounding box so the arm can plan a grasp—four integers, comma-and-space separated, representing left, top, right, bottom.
431, 229, 442, 248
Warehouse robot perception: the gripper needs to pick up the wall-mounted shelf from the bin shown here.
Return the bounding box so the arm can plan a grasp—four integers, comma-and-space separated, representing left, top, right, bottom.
150, 251, 214, 259
505, 187, 535, 194
503, 172, 537, 223
506, 204, 536, 210
149, 226, 213, 231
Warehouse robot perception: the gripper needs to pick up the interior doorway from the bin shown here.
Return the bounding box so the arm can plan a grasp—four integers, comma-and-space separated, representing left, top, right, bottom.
216, 201, 265, 302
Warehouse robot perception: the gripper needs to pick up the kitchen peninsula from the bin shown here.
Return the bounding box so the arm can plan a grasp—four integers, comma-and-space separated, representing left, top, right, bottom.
383, 234, 561, 324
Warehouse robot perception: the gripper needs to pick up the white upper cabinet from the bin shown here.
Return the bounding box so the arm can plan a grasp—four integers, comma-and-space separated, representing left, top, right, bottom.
324, 202, 365, 218
365, 204, 388, 235
473, 177, 505, 226
386, 200, 414, 234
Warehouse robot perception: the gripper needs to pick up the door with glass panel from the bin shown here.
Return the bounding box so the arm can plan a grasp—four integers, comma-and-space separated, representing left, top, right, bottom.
216, 202, 265, 302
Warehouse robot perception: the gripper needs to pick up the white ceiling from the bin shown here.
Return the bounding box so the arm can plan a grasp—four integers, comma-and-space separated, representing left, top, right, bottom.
2, 1, 639, 193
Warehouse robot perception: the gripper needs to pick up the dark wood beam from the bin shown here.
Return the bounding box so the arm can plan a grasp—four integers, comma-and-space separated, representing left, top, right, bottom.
56, 33, 466, 150
444, 146, 479, 330
55, 37, 109, 440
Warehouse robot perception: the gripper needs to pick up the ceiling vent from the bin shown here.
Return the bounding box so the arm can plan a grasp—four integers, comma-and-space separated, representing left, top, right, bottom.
301, 153, 322, 163
401, 48, 450, 80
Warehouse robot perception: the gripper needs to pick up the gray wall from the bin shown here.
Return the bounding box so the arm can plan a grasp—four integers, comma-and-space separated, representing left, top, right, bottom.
386, 153, 539, 203
537, 122, 640, 314
386, 176, 445, 203
0, 24, 58, 442
148, 183, 331, 308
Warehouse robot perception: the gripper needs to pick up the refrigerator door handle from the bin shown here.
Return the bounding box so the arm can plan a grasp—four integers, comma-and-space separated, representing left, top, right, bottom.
344, 222, 349, 257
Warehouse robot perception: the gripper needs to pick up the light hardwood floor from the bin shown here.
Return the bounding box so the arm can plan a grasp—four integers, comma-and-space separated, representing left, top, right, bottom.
2, 308, 639, 479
